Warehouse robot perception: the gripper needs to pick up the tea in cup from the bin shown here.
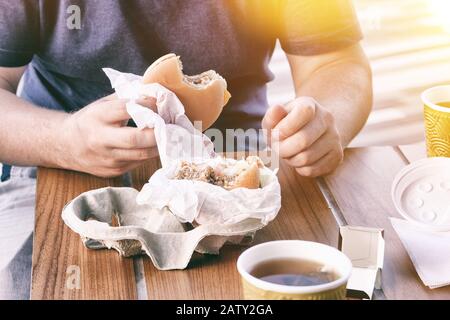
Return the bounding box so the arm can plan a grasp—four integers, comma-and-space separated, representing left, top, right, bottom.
237, 240, 352, 300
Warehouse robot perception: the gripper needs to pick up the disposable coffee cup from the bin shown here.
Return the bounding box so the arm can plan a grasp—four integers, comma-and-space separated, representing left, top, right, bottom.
237, 240, 352, 300
421, 86, 450, 157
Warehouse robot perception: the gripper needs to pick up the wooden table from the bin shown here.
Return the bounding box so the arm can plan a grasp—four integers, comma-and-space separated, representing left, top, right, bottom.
31, 143, 450, 300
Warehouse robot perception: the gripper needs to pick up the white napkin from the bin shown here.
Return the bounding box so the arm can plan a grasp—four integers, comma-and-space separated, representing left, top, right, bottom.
390, 218, 450, 289
103, 68, 215, 167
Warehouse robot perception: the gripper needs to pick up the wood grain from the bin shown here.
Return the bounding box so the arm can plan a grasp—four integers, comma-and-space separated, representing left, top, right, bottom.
133, 158, 339, 299
399, 142, 427, 163
31, 168, 137, 300
324, 147, 450, 299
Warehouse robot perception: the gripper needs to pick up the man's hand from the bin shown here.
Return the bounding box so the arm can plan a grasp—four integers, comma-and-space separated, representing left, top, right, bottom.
262, 97, 344, 177
59, 96, 158, 177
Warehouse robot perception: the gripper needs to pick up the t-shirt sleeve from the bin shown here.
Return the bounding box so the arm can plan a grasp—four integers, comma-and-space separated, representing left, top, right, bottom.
0, 0, 39, 67
278, 0, 363, 56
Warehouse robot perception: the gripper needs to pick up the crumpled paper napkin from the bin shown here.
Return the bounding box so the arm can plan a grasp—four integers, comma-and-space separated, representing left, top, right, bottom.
61, 68, 281, 269
390, 218, 450, 289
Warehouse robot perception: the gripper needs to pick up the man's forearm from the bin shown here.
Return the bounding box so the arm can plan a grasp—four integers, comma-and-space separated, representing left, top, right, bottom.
292, 59, 373, 146
0, 88, 68, 167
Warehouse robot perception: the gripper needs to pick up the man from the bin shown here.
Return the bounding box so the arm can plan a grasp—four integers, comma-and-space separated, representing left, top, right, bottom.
0, 0, 372, 299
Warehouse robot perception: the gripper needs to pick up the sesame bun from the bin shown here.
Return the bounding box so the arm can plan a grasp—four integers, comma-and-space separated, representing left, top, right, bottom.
142, 53, 231, 130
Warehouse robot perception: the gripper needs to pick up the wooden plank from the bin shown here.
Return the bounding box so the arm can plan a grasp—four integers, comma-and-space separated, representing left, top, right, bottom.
352, 122, 425, 147
399, 142, 427, 162
31, 168, 137, 300
371, 46, 450, 74
324, 147, 450, 299
135, 158, 339, 299
363, 35, 450, 60
374, 63, 450, 97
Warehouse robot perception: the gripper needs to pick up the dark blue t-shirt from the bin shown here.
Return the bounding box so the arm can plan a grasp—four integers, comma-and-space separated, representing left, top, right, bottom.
0, 0, 362, 131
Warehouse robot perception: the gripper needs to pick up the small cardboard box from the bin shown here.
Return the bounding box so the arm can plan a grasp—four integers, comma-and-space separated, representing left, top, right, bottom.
338, 226, 385, 300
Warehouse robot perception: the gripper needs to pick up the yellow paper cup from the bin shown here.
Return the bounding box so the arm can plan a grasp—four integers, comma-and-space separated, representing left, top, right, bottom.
236, 240, 352, 300
422, 86, 450, 157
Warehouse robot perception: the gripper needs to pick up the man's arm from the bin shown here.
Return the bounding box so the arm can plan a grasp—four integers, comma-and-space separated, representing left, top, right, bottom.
0, 66, 157, 177
0, 66, 69, 168
262, 44, 372, 177
287, 44, 372, 146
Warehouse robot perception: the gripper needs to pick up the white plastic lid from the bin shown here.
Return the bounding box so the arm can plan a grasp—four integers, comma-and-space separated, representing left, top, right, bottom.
391, 157, 450, 232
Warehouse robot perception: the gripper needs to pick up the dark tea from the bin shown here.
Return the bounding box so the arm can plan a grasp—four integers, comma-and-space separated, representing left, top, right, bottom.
436, 101, 450, 108
250, 258, 340, 286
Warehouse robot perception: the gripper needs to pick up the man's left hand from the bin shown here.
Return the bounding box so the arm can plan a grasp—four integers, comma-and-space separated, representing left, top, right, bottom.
262, 97, 344, 177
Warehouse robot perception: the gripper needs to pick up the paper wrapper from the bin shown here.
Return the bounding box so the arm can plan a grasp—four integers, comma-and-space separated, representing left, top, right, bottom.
61, 68, 281, 270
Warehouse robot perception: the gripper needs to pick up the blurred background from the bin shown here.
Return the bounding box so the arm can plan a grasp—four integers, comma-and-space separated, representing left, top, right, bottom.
267, 0, 450, 146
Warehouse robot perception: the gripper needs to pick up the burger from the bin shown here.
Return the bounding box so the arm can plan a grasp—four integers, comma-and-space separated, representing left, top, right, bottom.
142, 53, 231, 130
174, 156, 264, 190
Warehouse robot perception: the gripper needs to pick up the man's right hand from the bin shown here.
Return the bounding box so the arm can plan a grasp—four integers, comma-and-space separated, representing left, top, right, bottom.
59, 96, 158, 178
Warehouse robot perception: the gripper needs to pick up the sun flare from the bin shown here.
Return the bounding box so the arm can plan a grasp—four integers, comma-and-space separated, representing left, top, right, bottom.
427, 0, 450, 31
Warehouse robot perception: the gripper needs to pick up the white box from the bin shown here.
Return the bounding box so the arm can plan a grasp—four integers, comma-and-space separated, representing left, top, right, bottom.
339, 226, 385, 300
